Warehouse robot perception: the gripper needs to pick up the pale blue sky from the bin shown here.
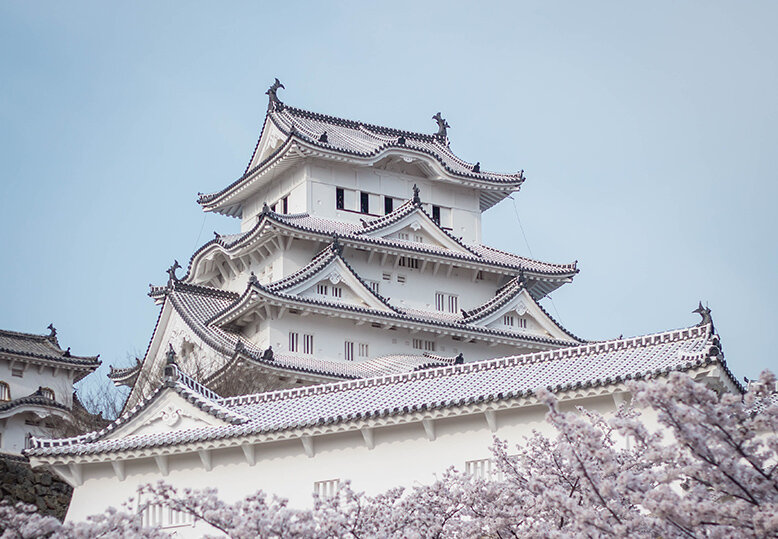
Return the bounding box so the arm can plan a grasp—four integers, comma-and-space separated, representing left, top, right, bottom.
1, 1, 775, 399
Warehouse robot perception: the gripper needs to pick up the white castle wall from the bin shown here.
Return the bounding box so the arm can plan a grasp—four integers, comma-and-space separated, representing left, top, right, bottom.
61, 392, 632, 535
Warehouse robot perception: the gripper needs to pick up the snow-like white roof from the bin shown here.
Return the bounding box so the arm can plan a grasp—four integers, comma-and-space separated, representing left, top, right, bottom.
28, 321, 736, 458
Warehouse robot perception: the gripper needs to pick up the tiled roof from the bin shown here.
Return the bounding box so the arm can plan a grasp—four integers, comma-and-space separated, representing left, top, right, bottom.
198, 103, 525, 212
0, 328, 100, 376
27, 322, 736, 457
0, 393, 70, 415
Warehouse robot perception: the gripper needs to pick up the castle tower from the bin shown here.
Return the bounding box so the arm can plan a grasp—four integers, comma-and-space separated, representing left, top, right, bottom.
115, 81, 580, 408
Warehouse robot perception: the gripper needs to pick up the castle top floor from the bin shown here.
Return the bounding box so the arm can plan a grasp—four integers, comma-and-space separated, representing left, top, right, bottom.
197, 81, 526, 244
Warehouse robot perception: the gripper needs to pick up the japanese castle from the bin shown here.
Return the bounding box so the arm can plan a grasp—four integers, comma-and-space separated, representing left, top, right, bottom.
111, 80, 581, 408
27, 82, 741, 531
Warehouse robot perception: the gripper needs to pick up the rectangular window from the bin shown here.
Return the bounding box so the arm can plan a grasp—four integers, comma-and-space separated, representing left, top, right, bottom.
336, 188, 345, 210
289, 332, 299, 352
397, 274, 406, 284
382, 272, 392, 281
504, 315, 515, 327
414, 235, 424, 243
345, 341, 354, 361
11, 367, 23, 378
398, 257, 419, 269
519, 318, 527, 329
367, 280, 379, 294
398, 232, 409, 241
412, 339, 436, 351
465, 458, 493, 480
282, 196, 288, 214
303, 334, 314, 355
317, 284, 328, 296
313, 479, 340, 499
432, 205, 441, 225
476, 271, 484, 280
360, 192, 370, 214
331, 287, 342, 298
358, 343, 369, 357
435, 292, 459, 313
384, 196, 394, 215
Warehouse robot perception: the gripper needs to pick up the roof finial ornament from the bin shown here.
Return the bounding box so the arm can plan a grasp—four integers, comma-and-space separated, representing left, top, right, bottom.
165, 343, 177, 365
432, 112, 450, 141
266, 78, 285, 112
517, 269, 526, 286
397, 135, 406, 145
249, 271, 258, 285
332, 234, 343, 255
63, 347, 71, 358
454, 353, 464, 365
47, 323, 57, 339
261, 346, 274, 362
318, 131, 328, 143
693, 301, 714, 332
472, 162, 480, 173
412, 184, 421, 205
262, 201, 270, 214
166, 260, 181, 285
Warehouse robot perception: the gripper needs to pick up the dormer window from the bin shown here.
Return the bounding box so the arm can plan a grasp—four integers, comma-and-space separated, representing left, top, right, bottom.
0, 382, 9, 401
40, 387, 55, 401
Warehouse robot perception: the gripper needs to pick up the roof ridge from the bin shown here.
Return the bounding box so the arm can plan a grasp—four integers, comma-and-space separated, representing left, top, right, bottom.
279, 105, 440, 143
221, 322, 712, 408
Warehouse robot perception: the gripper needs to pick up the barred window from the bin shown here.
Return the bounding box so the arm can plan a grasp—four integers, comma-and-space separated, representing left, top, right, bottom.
314, 479, 340, 499
0, 382, 9, 401
303, 334, 314, 355
289, 332, 299, 352
345, 341, 354, 361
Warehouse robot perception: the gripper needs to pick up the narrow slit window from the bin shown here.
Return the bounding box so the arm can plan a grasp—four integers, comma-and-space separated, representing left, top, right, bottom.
303, 334, 314, 354
282, 196, 289, 214
336, 188, 345, 210
345, 341, 354, 361
360, 192, 370, 214
289, 332, 299, 352
432, 205, 441, 224
384, 196, 393, 214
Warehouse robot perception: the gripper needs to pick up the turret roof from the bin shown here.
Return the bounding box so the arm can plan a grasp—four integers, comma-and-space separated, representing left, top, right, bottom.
0, 328, 100, 378
198, 97, 525, 216
28, 321, 738, 458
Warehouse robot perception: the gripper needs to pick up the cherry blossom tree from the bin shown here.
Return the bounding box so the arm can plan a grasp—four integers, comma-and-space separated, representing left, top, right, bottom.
4, 371, 777, 538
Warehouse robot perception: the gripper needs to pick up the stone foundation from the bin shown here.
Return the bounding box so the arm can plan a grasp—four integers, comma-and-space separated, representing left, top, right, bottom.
0, 452, 72, 521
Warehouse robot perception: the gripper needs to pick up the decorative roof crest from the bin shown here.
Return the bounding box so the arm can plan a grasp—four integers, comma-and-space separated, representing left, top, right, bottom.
166, 260, 181, 285
412, 184, 421, 205
693, 301, 714, 332
332, 234, 343, 256
46, 323, 57, 340
432, 112, 450, 142
266, 78, 285, 112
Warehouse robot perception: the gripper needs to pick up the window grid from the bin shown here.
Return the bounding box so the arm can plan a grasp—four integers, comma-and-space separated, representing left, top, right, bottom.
0, 382, 9, 401
313, 479, 340, 499
412, 339, 436, 351
40, 387, 55, 401
317, 284, 328, 295
358, 343, 369, 357
435, 292, 459, 313
519, 318, 527, 329
504, 315, 515, 327
331, 287, 342, 298
289, 332, 299, 352
345, 341, 354, 361
396, 275, 406, 284
398, 256, 419, 269
303, 334, 314, 355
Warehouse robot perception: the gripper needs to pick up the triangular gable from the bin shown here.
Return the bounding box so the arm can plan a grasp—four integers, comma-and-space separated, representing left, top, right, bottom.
358, 201, 475, 256
246, 115, 290, 174
271, 247, 397, 313
104, 386, 232, 441
469, 286, 579, 342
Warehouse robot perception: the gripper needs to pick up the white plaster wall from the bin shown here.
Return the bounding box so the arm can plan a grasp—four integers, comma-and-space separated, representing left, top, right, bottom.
0, 413, 61, 454
306, 161, 482, 243
240, 166, 308, 231
0, 359, 75, 407
61, 393, 635, 534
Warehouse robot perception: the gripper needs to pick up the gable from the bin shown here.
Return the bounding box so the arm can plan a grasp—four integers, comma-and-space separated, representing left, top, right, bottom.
479, 289, 578, 342
247, 119, 288, 172
362, 209, 472, 255
286, 257, 395, 313
104, 388, 230, 441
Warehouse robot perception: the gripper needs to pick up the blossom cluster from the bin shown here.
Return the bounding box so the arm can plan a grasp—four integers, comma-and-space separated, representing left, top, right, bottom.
3, 371, 777, 538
